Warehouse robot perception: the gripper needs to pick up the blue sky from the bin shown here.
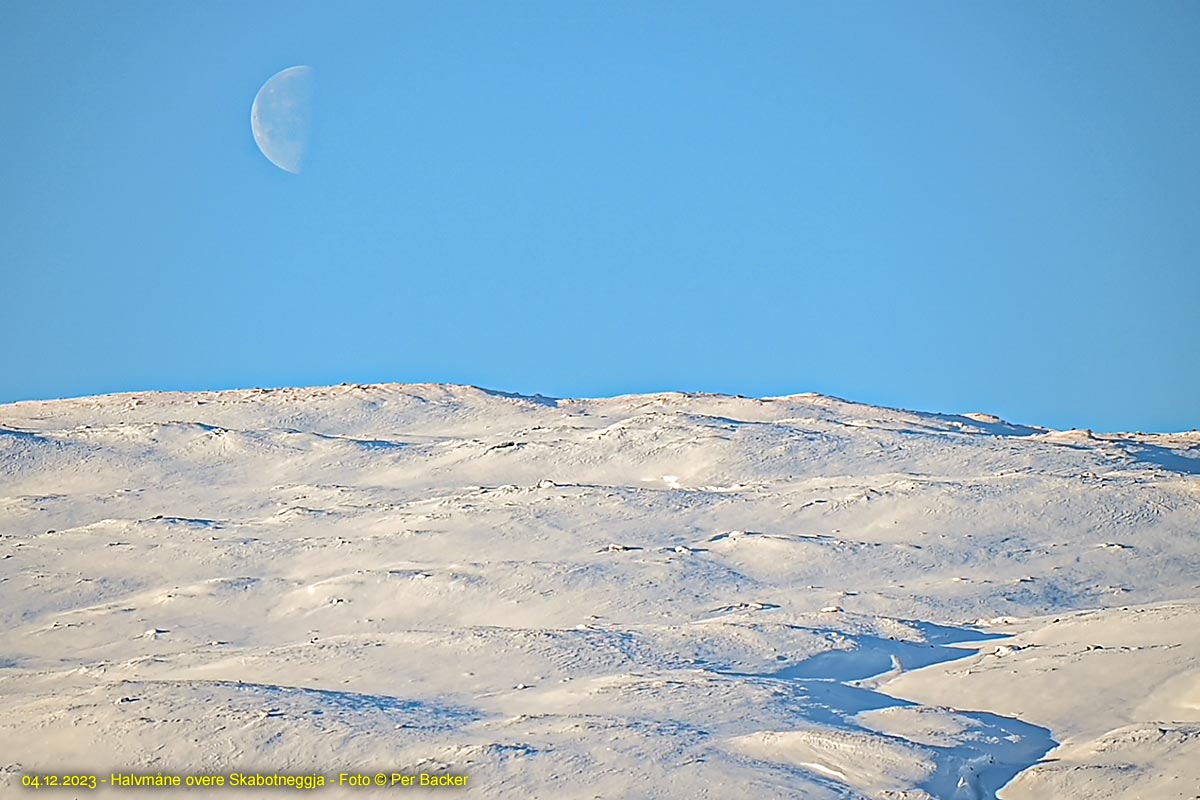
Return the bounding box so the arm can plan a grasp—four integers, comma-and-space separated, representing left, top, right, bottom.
2, 2, 1197, 431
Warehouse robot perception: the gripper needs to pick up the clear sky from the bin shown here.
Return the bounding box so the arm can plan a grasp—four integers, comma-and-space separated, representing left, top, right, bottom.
2, 2, 1197, 432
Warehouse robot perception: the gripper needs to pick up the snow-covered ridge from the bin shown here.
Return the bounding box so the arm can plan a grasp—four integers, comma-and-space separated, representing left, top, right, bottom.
1, 384, 1197, 798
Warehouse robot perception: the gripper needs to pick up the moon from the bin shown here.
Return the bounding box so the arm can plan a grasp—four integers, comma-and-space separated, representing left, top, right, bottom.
251, 66, 314, 174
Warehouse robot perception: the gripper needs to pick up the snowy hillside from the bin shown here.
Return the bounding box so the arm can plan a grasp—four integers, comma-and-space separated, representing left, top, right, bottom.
1, 384, 1198, 798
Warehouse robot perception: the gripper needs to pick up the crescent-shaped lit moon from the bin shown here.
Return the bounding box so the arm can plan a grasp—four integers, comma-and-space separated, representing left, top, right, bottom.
251, 65, 314, 174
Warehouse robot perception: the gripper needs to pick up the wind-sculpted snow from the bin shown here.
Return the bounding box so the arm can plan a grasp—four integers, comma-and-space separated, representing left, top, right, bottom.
1, 384, 1197, 798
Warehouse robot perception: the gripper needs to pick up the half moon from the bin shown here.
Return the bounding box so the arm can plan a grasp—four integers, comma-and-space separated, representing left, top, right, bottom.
251, 65, 314, 174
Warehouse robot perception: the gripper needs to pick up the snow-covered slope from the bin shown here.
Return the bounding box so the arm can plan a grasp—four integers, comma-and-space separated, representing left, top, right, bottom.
1, 384, 1197, 798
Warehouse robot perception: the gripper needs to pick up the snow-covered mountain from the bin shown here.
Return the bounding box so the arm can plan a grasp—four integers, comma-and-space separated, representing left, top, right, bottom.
2, 384, 1197, 798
